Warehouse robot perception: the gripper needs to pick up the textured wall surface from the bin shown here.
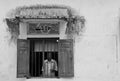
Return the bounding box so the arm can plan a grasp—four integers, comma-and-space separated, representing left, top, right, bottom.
0, 0, 120, 81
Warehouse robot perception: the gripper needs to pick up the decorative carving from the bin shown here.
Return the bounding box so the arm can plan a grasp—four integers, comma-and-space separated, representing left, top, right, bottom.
27, 22, 59, 34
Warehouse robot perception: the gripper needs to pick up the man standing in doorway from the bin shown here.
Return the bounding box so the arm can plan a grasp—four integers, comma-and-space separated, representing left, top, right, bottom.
42, 52, 58, 77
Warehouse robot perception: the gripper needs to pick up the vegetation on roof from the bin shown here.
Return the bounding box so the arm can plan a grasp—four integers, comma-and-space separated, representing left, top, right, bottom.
6, 4, 85, 42
8, 5, 76, 18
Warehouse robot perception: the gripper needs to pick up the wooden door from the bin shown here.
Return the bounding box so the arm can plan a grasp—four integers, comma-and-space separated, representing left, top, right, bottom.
58, 39, 74, 77
17, 39, 30, 78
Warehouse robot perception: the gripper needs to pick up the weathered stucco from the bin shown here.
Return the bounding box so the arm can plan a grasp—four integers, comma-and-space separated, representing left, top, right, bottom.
0, 0, 120, 81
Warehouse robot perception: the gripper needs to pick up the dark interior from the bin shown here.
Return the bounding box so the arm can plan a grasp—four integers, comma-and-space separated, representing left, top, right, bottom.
29, 38, 58, 77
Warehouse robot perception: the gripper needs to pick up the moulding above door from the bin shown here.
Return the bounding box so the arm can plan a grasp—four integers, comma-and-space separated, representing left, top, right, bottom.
27, 22, 60, 35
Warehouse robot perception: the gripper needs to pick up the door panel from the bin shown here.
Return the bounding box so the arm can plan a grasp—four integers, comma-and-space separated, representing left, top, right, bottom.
17, 39, 30, 78
58, 39, 74, 77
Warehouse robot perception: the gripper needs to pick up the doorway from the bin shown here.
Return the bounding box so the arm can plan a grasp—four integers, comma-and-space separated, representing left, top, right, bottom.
29, 38, 59, 77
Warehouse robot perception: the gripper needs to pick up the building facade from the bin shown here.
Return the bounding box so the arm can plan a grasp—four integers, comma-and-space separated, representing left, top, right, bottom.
2, 1, 120, 81
6, 6, 84, 79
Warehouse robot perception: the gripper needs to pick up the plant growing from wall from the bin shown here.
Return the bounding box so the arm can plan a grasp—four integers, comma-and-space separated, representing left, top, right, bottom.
5, 4, 85, 42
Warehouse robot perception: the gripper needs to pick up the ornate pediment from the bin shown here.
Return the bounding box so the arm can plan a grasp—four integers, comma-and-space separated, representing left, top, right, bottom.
6, 5, 85, 42
27, 22, 59, 34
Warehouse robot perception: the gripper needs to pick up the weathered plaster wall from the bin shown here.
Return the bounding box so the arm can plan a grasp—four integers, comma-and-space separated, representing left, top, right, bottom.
0, 0, 120, 81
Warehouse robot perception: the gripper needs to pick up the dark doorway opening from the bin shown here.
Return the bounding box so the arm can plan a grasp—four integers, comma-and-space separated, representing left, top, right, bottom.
29, 38, 59, 77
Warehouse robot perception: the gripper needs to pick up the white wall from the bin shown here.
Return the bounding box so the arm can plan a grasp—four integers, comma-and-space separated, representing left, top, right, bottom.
0, 0, 120, 81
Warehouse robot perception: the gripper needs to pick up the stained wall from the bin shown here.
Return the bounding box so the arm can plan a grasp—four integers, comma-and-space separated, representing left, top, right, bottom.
0, 0, 120, 81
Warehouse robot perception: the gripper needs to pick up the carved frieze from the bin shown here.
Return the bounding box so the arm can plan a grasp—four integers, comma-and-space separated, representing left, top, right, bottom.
27, 22, 59, 34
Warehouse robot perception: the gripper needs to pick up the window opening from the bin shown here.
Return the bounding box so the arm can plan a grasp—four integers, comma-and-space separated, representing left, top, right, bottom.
29, 38, 58, 77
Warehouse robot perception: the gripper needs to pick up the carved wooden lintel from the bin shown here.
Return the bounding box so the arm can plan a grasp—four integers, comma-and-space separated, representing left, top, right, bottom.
27, 22, 59, 35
